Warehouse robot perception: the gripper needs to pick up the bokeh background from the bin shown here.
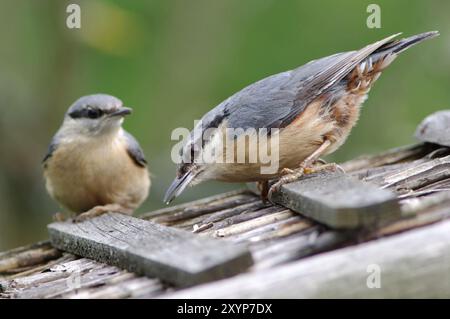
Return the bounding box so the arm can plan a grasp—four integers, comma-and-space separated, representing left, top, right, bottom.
0, 0, 449, 251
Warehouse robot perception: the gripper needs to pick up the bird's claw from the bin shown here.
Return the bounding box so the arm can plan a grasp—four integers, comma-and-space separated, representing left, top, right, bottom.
73, 209, 105, 223
268, 166, 306, 201
73, 204, 130, 223
280, 168, 294, 175
268, 162, 345, 202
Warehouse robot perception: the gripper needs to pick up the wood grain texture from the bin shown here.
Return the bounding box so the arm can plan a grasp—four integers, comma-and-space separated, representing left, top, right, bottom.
0, 241, 61, 274
271, 172, 402, 229
47, 213, 253, 287
1, 256, 164, 299
340, 143, 433, 173
166, 219, 450, 298
142, 190, 257, 225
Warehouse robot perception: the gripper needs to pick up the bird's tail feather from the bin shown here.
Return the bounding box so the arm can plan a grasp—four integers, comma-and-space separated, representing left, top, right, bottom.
346, 31, 439, 94
372, 31, 439, 57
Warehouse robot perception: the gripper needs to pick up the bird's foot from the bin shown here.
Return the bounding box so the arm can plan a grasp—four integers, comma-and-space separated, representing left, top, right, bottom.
268, 162, 345, 200
74, 204, 132, 223
268, 166, 307, 200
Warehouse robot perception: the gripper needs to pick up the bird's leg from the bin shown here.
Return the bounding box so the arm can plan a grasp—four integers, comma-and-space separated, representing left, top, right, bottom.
256, 180, 269, 203
268, 139, 333, 199
278, 158, 341, 176
74, 204, 133, 223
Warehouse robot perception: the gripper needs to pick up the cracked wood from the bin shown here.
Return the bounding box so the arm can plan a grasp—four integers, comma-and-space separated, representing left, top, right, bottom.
47, 213, 253, 287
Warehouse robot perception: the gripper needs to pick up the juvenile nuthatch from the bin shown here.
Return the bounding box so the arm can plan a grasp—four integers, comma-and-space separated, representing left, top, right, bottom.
43, 94, 150, 222
164, 31, 439, 203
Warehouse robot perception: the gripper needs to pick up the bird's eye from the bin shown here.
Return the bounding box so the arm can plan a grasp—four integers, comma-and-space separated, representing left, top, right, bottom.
86, 108, 103, 119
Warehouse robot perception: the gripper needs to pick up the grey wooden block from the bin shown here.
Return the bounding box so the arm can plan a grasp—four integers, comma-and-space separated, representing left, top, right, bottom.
415, 110, 450, 147
271, 172, 401, 229
47, 213, 253, 287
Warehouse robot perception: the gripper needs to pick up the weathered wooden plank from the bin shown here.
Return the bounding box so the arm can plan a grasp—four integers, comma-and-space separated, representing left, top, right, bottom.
193, 206, 286, 234
374, 191, 450, 237
47, 213, 253, 287
340, 143, 434, 173
1, 253, 76, 282
380, 155, 450, 192
251, 229, 354, 270
415, 110, 450, 147
2, 258, 97, 292
213, 210, 295, 238
0, 242, 61, 274
2, 260, 126, 299
140, 189, 251, 220
66, 276, 164, 299
351, 158, 429, 185
0, 241, 51, 259
166, 219, 450, 298
178, 200, 269, 231
271, 172, 401, 229
231, 217, 313, 244
148, 193, 258, 225
242, 219, 313, 244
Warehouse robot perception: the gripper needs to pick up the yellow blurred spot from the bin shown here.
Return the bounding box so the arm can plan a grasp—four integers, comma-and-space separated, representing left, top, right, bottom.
77, 1, 142, 56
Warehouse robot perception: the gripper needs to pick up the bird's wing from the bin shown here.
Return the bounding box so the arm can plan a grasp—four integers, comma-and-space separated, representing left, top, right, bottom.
123, 131, 147, 167
42, 136, 59, 166
286, 33, 401, 125
215, 33, 402, 131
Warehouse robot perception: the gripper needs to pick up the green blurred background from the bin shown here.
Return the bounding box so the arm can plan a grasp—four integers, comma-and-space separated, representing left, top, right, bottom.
0, 0, 448, 251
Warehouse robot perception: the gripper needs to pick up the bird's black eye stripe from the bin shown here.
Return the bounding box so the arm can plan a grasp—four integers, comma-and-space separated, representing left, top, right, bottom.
86, 108, 103, 119
69, 106, 104, 119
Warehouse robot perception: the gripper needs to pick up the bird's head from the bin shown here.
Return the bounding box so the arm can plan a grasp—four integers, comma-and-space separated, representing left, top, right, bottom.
164, 106, 230, 204
61, 94, 132, 137
163, 132, 208, 204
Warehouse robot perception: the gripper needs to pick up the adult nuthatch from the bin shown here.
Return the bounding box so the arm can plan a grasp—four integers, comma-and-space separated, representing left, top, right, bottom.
164, 31, 439, 203
43, 94, 150, 222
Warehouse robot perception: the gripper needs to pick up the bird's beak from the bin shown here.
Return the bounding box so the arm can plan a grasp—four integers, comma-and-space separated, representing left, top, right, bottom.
109, 107, 132, 117
163, 169, 197, 204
